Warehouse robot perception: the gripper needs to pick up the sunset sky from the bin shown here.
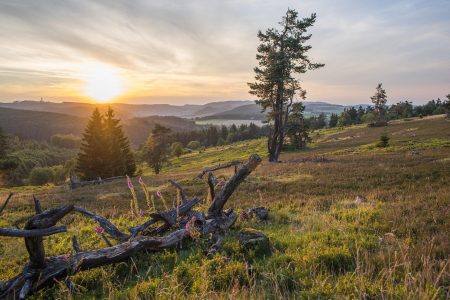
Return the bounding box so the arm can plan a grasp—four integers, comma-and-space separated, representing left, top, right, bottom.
0, 0, 449, 105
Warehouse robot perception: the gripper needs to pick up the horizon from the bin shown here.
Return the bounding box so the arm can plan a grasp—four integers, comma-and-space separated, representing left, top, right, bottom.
1, 1, 449, 105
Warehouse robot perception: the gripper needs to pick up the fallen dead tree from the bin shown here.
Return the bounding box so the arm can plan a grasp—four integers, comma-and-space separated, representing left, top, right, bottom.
0, 154, 262, 299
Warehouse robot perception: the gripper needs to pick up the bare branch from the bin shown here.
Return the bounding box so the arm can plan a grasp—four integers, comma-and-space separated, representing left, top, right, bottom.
0, 226, 67, 237
33, 196, 43, 214
208, 154, 262, 216
72, 236, 81, 253
207, 173, 216, 203
167, 179, 188, 203
0, 193, 13, 216
197, 160, 242, 179
73, 207, 129, 242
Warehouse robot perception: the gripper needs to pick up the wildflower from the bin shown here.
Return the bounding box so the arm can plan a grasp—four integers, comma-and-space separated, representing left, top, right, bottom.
139, 209, 145, 217
127, 175, 140, 217
215, 180, 225, 188
156, 191, 162, 198
62, 254, 69, 262
138, 176, 144, 184
95, 226, 105, 234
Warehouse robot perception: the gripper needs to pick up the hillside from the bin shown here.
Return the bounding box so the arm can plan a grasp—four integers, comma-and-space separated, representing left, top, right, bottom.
199, 101, 350, 121
0, 100, 252, 119
1, 115, 448, 298
0, 107, 201, 145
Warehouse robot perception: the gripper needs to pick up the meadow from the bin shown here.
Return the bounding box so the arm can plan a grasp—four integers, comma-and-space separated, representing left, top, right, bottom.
0, 115, 449, 299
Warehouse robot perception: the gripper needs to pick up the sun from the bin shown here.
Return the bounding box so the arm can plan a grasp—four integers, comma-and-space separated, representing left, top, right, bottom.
83, 64, 125, 102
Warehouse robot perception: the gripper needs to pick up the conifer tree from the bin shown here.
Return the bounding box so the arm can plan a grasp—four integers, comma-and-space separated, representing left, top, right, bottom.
285, 102, 310, 149
249, 9, 323, 161
371, 83, 388, 121
77, 108, 106, 179
104, 107, 136, 177
144, 124, 172, 174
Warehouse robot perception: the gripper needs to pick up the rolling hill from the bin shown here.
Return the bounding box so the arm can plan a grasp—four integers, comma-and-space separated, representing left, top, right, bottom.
0, 107, 200, 145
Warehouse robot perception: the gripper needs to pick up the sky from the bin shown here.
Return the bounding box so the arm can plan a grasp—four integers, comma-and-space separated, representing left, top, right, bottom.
0, 0, 449, 105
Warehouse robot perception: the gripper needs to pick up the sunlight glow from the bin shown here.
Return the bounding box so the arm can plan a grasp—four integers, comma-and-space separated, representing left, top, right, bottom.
83, 64, 125, 102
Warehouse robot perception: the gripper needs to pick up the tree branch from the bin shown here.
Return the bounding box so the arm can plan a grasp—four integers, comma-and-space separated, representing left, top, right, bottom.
197, 160, 242, 179
0, 193, 13, 216
0, 226, 67, 237
208, 154, 262, 216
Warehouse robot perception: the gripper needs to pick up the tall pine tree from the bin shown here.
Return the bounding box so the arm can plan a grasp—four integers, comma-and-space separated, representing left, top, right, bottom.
77, 108, 135, 180
248, 9, 323, 161
77, 108, 106, 179
371, 83, 388, 122
104, 107, 136, 177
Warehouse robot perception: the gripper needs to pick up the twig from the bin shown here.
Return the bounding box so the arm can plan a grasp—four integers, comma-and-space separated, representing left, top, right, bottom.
0, 193, 13, 215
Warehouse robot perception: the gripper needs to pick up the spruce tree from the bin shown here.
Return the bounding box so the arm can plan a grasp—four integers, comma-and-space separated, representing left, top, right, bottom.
285, 102, 309, 149
371, 83, 388, 121
104, 107, 136, 177
248, 9, 323, 161
77, 108, 106, 179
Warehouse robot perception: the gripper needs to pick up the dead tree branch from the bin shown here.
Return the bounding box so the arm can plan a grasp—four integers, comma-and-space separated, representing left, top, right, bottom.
197, 160, 242, 179
0, 193, 13, 216
0, 154, 262, 299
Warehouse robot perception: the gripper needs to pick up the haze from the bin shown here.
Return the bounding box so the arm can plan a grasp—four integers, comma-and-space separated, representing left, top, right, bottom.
0, 0, 449, 105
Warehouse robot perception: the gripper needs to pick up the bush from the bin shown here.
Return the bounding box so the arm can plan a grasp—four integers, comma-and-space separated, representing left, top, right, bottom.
186, 140, 201, 150
29, 167, 55, 185
376, 131, 390, 147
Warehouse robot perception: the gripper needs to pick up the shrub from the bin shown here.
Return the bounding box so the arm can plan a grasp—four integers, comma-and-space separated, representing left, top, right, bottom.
186, 140, 201, 150
376, 131, 390, 147
171, 143, 183, 158
29, 166, 55, 185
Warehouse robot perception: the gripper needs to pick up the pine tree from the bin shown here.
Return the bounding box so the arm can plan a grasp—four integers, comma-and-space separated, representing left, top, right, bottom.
285, 102, 310, 149
371, 83, 388, 121
328, 113, 339, 128
76, 108, 106, 179
144, 124, 172, 174
248, 9, 324, 161
104, 107, 136, 177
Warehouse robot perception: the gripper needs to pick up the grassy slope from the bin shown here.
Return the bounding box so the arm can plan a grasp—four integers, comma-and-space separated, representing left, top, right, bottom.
0, 115, 449, 299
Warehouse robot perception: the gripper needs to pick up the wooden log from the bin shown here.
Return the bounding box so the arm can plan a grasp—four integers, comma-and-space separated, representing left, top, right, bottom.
0, 229, 189, 299
208, 154, 261, 217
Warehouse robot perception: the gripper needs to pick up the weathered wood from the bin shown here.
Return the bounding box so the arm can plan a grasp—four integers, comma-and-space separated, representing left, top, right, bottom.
168, 179, 188, 203
72, 236, 81, 253
0, 154, 263, 299
208, 154, 262, 217
0, 226, 67, 237
0, 193, 13, 215
73, 207, 129, 242
32, 196, 43, 214
150, 197, 201, 226
24, 205, 74, 268
207, 173, 216, 203
197, 160, 242, 179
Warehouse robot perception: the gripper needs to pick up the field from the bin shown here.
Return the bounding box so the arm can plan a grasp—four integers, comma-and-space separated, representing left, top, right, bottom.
1, 115, 449, 299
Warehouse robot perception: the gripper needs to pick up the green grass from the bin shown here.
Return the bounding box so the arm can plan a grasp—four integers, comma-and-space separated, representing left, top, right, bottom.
1, 115, 449, 299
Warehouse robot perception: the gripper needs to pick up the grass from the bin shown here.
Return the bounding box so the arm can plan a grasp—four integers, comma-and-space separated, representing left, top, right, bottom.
1, 115, 449, 299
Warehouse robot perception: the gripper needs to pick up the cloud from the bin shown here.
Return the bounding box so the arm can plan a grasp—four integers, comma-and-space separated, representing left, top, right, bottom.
0, 0, 449, 104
